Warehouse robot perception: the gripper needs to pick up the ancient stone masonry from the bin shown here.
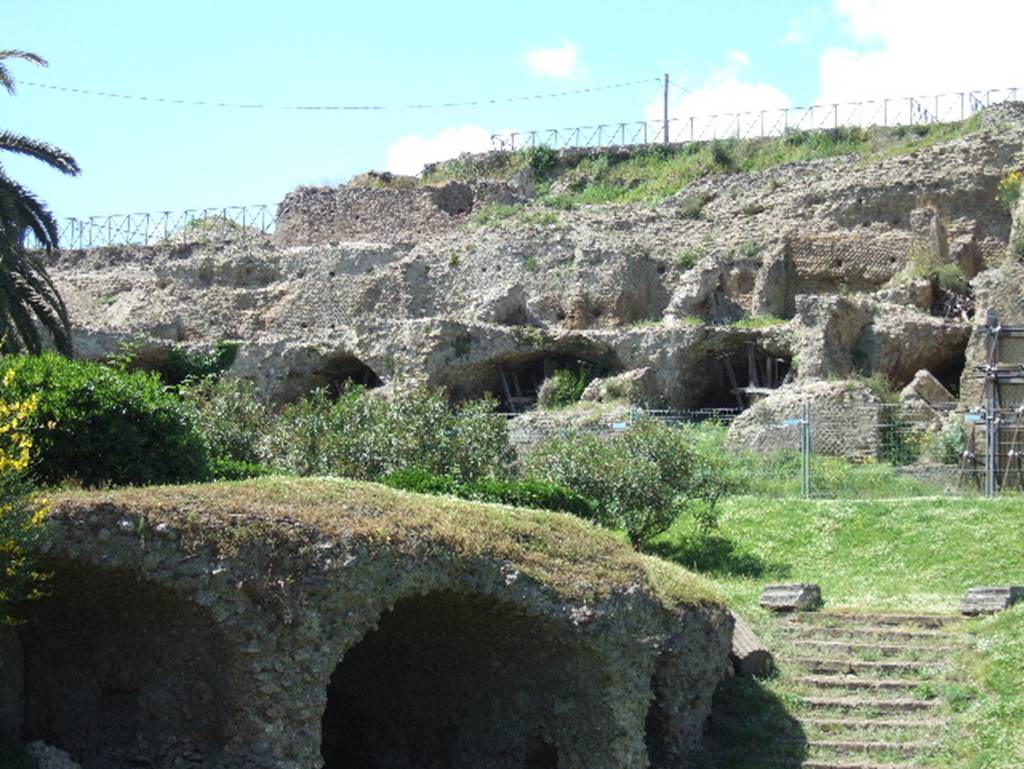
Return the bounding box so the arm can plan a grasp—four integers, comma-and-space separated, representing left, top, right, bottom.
273, 179, 528, 248
44, 106, 1024, 422
12, 484, 733, 769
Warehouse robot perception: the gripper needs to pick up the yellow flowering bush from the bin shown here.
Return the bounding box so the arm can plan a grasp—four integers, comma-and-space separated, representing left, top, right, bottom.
0, 368, 48, 621
997, 169, 1022, 210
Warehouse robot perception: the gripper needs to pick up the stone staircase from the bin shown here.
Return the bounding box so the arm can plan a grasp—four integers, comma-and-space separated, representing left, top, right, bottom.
776, 611, 962, 769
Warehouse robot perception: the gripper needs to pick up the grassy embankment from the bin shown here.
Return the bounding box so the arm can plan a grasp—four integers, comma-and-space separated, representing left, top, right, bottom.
422, 113, 984, 210
652, 495, 1024, 768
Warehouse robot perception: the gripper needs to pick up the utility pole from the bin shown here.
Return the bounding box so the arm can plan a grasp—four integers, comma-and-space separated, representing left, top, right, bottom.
663, 73, 670, 144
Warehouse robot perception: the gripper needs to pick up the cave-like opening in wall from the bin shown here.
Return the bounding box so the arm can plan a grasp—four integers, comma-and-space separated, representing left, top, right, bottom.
18, 564, 237, 768
696, 342, 793, 411
473, 352, 615, 413
280, 350, 384, 403
320, 590, 605, 769
316, 352, 383, 398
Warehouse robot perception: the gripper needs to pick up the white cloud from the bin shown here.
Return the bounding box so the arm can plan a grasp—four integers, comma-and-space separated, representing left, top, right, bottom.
727, 49, 751, 67
782, 7, 825, 45
646, 54, 792, 140
386, 125, 494, 176
523, 42, 583, 80
819, 0, 1024, 103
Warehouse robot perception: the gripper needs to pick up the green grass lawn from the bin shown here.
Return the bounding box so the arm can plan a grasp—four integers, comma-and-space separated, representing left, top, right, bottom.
652, 494, 1024, 769
654, 495, 1024, 614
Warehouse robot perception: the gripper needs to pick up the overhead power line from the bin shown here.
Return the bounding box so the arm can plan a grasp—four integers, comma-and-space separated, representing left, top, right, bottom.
21, 77, 662, 111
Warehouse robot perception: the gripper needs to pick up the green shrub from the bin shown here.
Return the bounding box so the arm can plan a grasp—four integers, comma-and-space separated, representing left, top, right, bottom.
538, 368, 592, 409
260, 389, 340, 477
934, 262, 970, 294
262, 387, 514, 482
0, 354, 209, 487
898, 242, 970, 295
380, 468, 458, 495
524, 418, 730, 549
179, 376, 271, 464
380, 469, 597, 518
110, 339, 239, 387
208, 458, 280, 481
675, 246, 704, 269
522, 145, 559, 179
738, 241, 763, 257
460, 476, 597, 518
0, 473, 45, 623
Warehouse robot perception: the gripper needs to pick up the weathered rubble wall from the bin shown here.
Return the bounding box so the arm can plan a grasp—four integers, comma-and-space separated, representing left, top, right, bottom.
44, 106, 1024, 413
273, 180, 526, 247
9, 486, 732, 769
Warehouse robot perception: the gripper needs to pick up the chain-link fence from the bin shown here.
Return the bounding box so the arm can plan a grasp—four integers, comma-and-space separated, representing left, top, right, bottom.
507, 401, 1015, 500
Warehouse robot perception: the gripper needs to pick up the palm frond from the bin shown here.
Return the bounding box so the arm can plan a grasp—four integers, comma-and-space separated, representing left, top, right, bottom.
0, 175, 60, 249
0, 131, 80, 176
0, 50, 48, 95
0, 238, 72, 355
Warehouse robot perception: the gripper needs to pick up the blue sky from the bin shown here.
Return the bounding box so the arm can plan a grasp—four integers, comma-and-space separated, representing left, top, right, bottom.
6, 0, 1023, 220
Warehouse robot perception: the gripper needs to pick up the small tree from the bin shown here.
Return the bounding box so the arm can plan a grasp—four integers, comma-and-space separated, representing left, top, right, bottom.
525, 417, 730, 549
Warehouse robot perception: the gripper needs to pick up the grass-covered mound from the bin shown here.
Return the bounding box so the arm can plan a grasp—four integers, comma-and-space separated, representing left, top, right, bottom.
423, 115, 983, 207
51, 475, 719, 609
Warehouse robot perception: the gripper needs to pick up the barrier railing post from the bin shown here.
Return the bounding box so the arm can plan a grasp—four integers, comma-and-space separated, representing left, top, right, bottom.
802, 403, 812, 499
986, 391, 999, 497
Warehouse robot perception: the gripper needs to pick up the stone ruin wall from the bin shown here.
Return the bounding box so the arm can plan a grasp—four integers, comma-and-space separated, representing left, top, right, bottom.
272, 179, 525, 248
786, 232, 911, 296
1, 495, 733, 769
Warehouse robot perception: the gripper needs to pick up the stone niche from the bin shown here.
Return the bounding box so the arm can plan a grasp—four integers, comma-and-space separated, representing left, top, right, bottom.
18, 564, 238, 769
321, 591, 605, 769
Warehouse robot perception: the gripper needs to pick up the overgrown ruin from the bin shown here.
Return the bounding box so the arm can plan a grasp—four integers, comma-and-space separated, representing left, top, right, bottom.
2, 481, 732, 769
11, 103, 1024, 767
46, 104, 1024, 434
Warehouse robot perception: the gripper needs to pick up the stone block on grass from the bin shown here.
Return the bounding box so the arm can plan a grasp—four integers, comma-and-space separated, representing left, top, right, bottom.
759, 583, 822, 612
961, 586, 1023, 616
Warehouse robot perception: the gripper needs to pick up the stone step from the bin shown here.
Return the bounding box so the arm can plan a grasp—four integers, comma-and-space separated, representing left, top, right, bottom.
807, 739, 932, 757
801, 762, 940, 769
802, 717, 948, 735
801, 697, 940, 715
785, 612, 960, 630
789, 658, 935, 677
789, 640, 955, 660
797, 676, 924, 693
716, 756, 940, 769
783, 626, 951, 643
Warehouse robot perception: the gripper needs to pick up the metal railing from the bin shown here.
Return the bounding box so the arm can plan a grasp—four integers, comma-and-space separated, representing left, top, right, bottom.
491, 86, 1021, 151
31, 86, 1022, 250
28, 204, 277, 251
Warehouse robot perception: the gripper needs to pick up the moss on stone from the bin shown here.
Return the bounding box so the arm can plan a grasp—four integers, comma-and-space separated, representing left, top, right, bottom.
51, 476, 719, 608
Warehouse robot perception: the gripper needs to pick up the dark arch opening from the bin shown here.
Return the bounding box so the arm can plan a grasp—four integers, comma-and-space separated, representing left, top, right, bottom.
17, 564, 237, 768
446, 351, 613, 413
281, 351, 383, 403
929, 354, 966, 398
697, 343, 793, 411
321, 591, 596, 769
492, 353, 610, 413
315, 352, 383, 398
